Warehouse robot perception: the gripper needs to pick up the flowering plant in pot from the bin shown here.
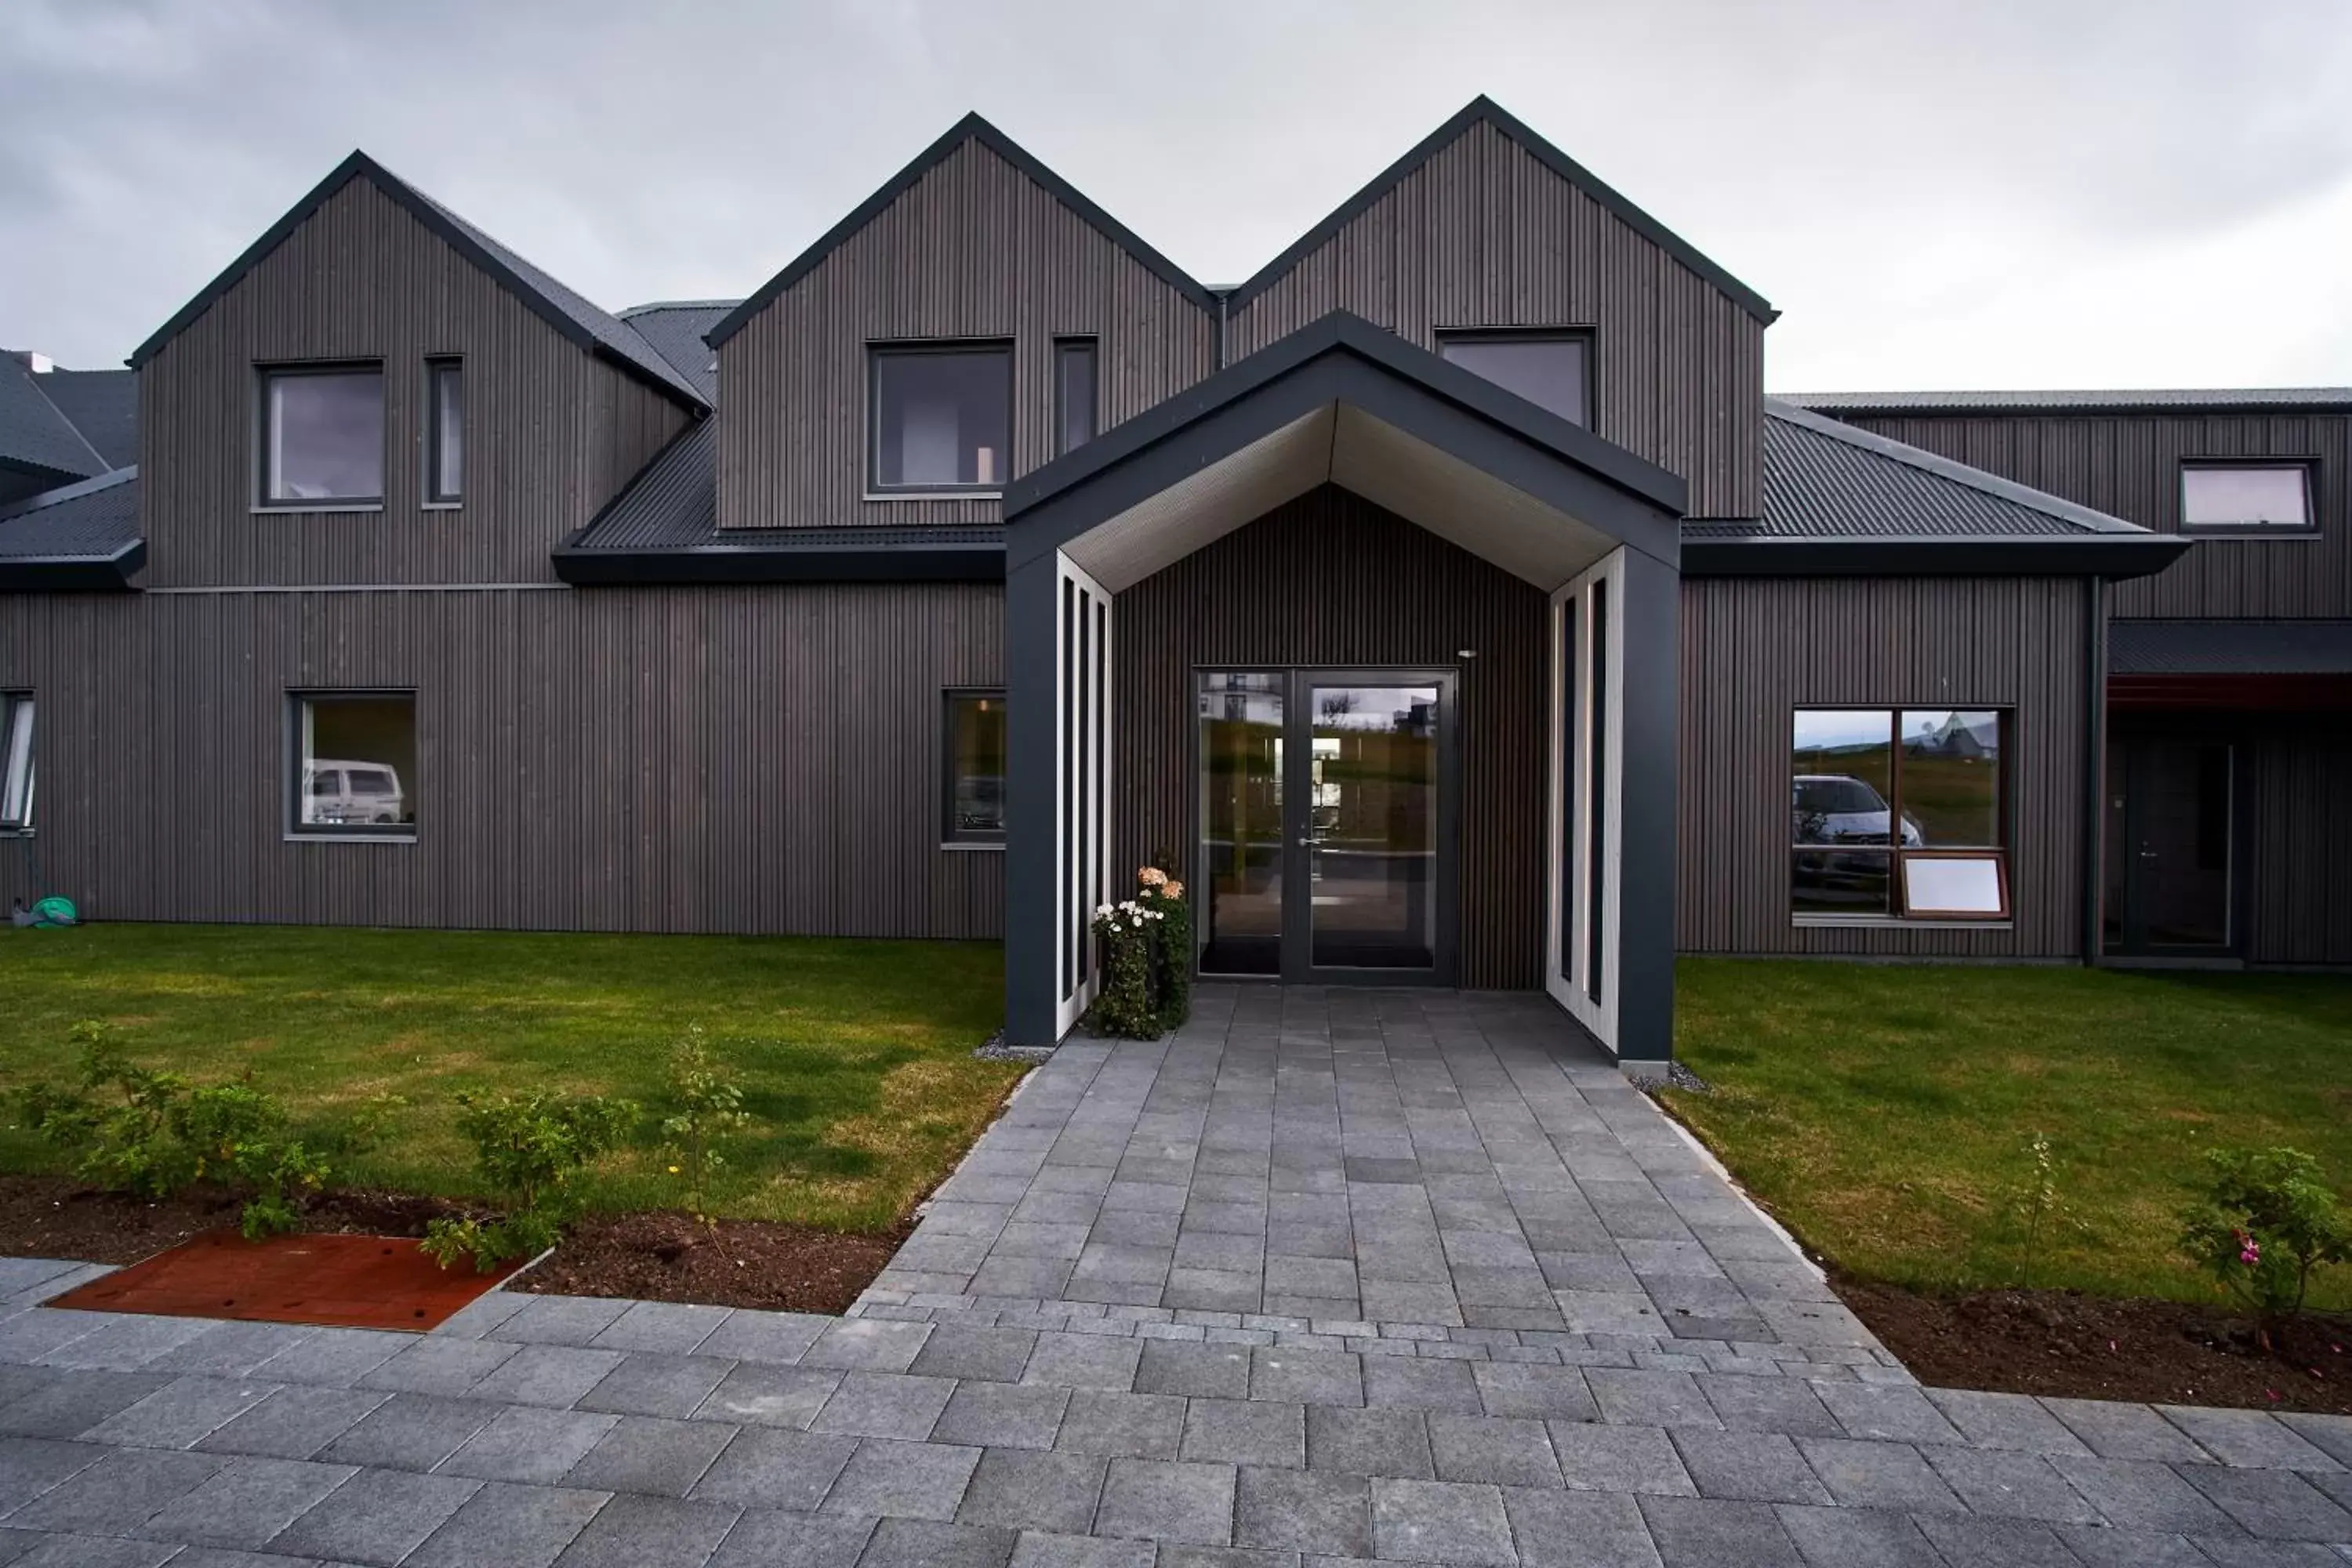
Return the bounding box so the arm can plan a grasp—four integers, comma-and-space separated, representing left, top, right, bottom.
1085, 861, 1193, 1039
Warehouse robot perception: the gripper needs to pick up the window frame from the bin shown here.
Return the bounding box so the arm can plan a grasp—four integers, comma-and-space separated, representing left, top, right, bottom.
1054, 336, 1099, 457
0, 691, 33, 835
424, 356, 463, 508
1788, 704, 2013, 924
942, 687, 1008, 849
2177, 459, 2319, 537
867, 339, 1016, 498
1433, 327, 1597, 429
287, 688, 419, 843
254, 360, 388, 513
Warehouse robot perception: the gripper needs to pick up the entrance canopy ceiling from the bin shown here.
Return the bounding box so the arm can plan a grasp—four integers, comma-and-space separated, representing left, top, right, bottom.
1004, 313, 1687, 594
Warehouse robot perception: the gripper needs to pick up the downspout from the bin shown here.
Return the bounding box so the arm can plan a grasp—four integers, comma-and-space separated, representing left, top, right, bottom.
2081, 575, 2109, 965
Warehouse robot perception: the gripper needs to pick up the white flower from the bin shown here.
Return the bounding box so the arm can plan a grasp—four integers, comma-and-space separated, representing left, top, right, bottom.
1095, 904, 1114, 919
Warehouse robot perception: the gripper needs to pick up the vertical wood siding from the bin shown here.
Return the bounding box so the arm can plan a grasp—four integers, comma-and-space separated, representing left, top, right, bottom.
1831, 411, 2352, 619
2243, 715, 2352, 965
1112, 487, 1547, 989
0, 584, 1004, 938
1679, 576, 2089, 957
717, 137, 1216, 531
139, 178, 690, 588
1225, 123, 1763, 519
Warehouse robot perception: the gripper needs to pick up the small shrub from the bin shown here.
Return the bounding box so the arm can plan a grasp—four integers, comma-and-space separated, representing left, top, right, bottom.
1086, 898, 1164, 1038
659, 1025, 754, 1225
421, 1090, 637, 1272
1145, 850, 1192, 1033
2179, 1145, 2350, 1327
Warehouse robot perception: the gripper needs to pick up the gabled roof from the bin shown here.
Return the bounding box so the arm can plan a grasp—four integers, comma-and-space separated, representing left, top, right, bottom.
619, 301, 733, 400
32, 368, 137, 470
127, 152, 706, 412
0, 352, 107, 482
0, 466, 143, 590
1225, 96, 1776, 325
1784, 388, 2352, 416
704, 114, 1216, 350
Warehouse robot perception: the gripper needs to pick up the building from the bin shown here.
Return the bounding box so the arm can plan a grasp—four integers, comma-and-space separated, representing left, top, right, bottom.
2, 99, 2342, 1062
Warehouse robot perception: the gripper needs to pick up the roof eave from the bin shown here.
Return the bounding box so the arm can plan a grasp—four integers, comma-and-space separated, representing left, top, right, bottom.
552, 539, 1004, 587
1681, 534, 2192, 581
0, 539, 145, 593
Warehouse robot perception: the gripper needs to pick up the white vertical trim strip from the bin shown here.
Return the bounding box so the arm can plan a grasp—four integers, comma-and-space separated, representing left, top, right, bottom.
1054, 550, 1113, 1039
1548, 549, 1626, 1053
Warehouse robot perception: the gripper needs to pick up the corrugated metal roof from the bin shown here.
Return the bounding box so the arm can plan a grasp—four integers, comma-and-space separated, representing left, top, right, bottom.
2110, 619, 2352, 675
0, 353, 107, 481
0, 466, 140, 560
32, 368, 137, 470
619, 302, 735, 400
1686, 400, 2151, 541
1781, 388, 2352, 415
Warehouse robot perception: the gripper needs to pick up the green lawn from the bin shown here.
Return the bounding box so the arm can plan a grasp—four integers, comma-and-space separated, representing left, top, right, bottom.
1667, 960, 2352, 1309
0, 925, 1017, 1231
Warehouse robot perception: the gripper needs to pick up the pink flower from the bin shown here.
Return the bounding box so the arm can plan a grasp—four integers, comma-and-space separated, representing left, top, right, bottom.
2234, 1229, 2260, 1268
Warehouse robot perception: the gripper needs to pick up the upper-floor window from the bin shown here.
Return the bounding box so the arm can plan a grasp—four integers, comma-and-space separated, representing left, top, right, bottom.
0, 692, 32, 833
1791, 706, 2009, 921
426, 358, 463, 505
1437, 331, 1591, 427
871, 343, 1011, 493
2180, 462, 2314, 533
1056, 339, 1098, 456
260, 364, 384, 507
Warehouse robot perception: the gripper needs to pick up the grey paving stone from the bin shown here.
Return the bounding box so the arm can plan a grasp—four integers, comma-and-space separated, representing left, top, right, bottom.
2052, 1454, 2244, 1534
589, 1301, 731, 1356
2160, 1406, 2346, 1471
1233, 1465, 1369, 1555
461, 1344, 626, 1409
2190, 1536, 2350, 1567
405, 1479, 611, 1568
1004, 1530, 1152, 1567
573, 1352, 735, 1419
2278, 1413, 2352, 1468
424, 1287, 532, 1342
0, 1370, 172, 1439
1909, 1512, 2087, 1568
146, 1323, 321, 1377
563, 1414, 738, 1497
1248, 1348, 1361, 1407
705, 1509, 876, 1568
549, 1492, 739, 1567
1690, 1374, 1838, 1438
2175, 1462, 2352, 1541
437, 1406, 621, 1484
2052, 1523, 2222, 1566
692, 1310, 832, 1367
1022, 1334, 1143, 1393
1634, 1494, 1802, 1567
1547, 1421, 1695, 1497
1922, 1445, 2103, 1523
1469, 1362, 1596, 1422
1770, 1504, 1944, 1567
0, 1312, 111, 1366
1501, 1486, 1663, 1567
933, 1381, 1073, 1451
194, 1386, 389, 1459
1136, 1341, 1252, 1400
1791, 1437, 1964, 1513
1182, 1399, 1305, 1468
1093, 1458, 1234, 1547
1305, 1406, 1432, 1480
1810, 1384, 1961, 1446
1918, 1388, 2091, 1456
698, 1362, 843, 1429
137, 1455, 356, 1550
0, 1437, 103, 1515
491, 1296, 632, 1348
358, 1336, 520, 1397
955, 1449, 1107, 1534
808, 1370, 955, 1439
80, 1375, 278, 1449
2043, 1398, 2216, 1463
31, 1314, 213, 1372
913, 1327, 1042, 1384
265, 1465, 481, 1566
1053, 1392, 1185, 1460
1368, 1477, 1515, 1566
822, 1437, 982, 1520
5, 1536, 176, 1568
854, 1517, 1017, 1567
1584, 1369, 1719, 1431
1362, 1356, 1483, 1415
246, 1327, 411, 1386
1427, 1413, 1559, 1489
690, 1426, 858, 1511
314, 1392, 499, 1470
801, 1319, 934, 1374
5, 1446, 220, 1534
1666, 1429, 1829, 1505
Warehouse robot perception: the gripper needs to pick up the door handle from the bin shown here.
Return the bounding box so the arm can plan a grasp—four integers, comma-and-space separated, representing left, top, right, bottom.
1296, 837, 1315, 848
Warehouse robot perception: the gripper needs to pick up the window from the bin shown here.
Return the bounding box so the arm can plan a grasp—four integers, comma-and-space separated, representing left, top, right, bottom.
1791, 707, 2008, 920
871, 344, 1012, 492
0, 693, 32, 833
2181, 463, 2313, 532
945, 690, 1007, 845
1055, 339, 1098, 456
426, 358, 463, 504
260, 365, 384, 506
1437, 332, 1591, 426
292, 692, 416, 837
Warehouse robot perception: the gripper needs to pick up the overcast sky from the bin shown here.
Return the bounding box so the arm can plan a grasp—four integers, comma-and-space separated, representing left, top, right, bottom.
6, 0, 2347, 390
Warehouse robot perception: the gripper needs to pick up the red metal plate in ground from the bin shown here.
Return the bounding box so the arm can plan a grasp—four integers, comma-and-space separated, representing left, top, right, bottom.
48, 1231, 522, 1331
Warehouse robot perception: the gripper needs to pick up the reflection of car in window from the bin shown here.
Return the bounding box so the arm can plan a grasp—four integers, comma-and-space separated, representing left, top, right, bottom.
1791, 774, 1922, 847
304, 759, 406, 825
956, 774, 1004, 833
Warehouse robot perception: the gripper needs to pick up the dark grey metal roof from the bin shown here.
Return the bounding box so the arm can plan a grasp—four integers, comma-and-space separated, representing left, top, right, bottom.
129, 152, 706, 412
0, 466, 143, 587
619, 302, 735, 400
0, 353, 107, 482
2110, 619, 2352, 676
31, 368, 136, 470
1781, 388, 2352, 416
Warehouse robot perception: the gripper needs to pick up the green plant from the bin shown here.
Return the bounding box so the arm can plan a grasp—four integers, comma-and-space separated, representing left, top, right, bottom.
659, 1025, 754, 1224
2179, 1145, 2350, 1330
18, 1020, 192, 1198
421, 1090, 637, 1272
2009, 1131, 2085, 1289
1085, 898, 1163, 1038
1145, 849, 1192, 1032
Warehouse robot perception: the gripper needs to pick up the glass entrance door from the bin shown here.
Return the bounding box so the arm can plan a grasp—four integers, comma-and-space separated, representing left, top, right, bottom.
2105, 735, 2234, 954
1197, 670, 1454, 983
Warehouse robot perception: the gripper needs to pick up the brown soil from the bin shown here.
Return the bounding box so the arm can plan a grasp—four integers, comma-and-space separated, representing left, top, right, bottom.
1837, 1272, 2352, 1414
513, 1211, 911, 1314
0, 1174, 475, 1265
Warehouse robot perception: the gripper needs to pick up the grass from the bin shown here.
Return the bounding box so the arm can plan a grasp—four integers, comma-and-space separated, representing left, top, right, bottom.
0, 924, 1018, 1232
1667, 959, 2352, 1310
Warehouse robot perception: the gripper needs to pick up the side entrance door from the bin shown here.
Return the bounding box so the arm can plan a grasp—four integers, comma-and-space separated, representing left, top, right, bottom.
1196, 668, 1457, 984
2103, 732, 2238, 956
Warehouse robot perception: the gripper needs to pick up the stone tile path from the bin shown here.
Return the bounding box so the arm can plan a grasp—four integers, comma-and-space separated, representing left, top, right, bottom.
0, 985, 2346, 1565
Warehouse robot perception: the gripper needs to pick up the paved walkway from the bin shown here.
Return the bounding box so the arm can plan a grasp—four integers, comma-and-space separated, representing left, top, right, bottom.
0, 986, 2346, 1565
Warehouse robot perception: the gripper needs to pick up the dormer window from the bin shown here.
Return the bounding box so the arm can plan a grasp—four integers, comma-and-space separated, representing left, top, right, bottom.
2180, 462, 2314, 533
1437, 330, 1592, 428
426, 358, 463, 505
870, 343, 1012, 494
260, 364, 384, 507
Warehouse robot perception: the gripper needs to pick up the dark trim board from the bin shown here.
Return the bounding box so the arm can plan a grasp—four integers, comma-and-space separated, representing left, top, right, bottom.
0, 539, 145, 592
554, 535, 1005, 586
1681, 534, 2190, 581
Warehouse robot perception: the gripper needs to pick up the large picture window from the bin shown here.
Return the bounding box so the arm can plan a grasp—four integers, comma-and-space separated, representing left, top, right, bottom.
292, 692, 416, 838
1791, 707, 2008, 920
871, 344, 1012, 492
944, 690, 1007, 845
260, 365, 384, 506
0, 693, 32, 833
2180, 462, 2314, 533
